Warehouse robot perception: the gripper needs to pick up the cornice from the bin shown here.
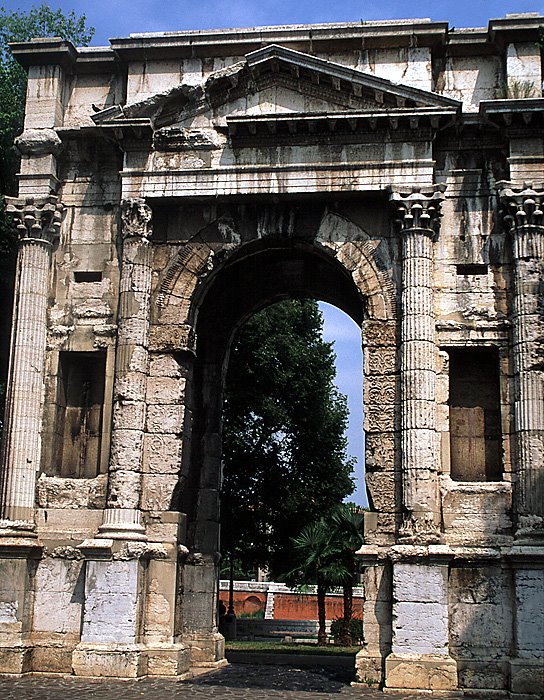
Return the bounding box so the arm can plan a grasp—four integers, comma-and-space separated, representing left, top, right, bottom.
226, 108, 458, 146
10, 15, 543, 72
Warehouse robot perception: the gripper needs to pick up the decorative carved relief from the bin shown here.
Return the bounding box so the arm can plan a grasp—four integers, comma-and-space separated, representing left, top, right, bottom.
5, 195, 64, 244
389, 185, 446, 236
497, 181, 544, 232
121, 198, 152, 240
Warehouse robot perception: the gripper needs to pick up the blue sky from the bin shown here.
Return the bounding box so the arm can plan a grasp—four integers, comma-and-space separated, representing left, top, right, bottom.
320, 304, 365, 506
4, 1, 542, 505
2, 1, 543, 45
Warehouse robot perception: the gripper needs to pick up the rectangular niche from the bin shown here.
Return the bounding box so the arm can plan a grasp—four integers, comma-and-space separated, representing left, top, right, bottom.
56, 351, 106, 478
447, 347, 502, 482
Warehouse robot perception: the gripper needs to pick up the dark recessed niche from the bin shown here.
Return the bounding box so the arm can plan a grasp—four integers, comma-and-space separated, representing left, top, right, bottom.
74, 271, 102, 283
447, 346, 502, 482
456, 264, 488, 276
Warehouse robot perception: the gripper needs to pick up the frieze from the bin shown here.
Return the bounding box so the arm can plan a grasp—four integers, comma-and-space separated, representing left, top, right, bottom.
153, 126, 222, 152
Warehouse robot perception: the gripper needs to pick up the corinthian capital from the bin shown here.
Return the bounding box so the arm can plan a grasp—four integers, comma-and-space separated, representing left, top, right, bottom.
389, 184, 446, 237
5, 195, 64, 244
121, 198, 152, 240
497, 181, 544, 232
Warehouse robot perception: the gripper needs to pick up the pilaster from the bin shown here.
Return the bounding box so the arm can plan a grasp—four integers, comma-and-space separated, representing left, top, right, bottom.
497, 182, 544, 543
385, 545, 458, 692
0, 196, 63, 531
389, 185, 445, 543
506, 546, 544, 698
72, 538, 190, 678
98, 199, 153, 541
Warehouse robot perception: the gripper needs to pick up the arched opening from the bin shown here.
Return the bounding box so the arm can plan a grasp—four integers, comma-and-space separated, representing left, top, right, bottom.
178, 239, 374, 639
183, 241, 364, 536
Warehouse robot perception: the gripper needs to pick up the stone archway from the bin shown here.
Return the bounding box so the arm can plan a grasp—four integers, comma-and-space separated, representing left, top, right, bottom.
147, 210, 399, 664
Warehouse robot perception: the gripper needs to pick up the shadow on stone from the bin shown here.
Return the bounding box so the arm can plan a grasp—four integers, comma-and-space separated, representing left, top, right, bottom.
190, 662, 351, 692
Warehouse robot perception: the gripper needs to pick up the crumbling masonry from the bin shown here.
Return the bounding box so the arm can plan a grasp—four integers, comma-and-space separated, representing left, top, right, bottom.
0, 13, 543, 695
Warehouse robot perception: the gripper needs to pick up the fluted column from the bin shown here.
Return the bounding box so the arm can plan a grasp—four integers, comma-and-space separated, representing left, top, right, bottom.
498, 181, 544, 542
0, 196, 63, 529
390, 185, 445, 542
98, 199, 152, 540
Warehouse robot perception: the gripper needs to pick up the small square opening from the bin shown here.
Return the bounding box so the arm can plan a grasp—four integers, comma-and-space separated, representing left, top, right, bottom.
74, 271, 102, 283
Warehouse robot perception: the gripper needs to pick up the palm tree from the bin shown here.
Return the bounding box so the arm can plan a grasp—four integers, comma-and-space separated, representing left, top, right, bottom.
330, 504, 364, 645
288, 518, 346, 644
286, 504, 363, 646
287, 504, 364, 646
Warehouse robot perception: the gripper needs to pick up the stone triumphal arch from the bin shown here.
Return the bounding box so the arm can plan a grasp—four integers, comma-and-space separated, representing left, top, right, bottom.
1, 13, 543, 695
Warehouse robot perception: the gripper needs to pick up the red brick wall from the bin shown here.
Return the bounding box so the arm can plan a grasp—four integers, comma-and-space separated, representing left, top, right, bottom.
273, 593, 363, 621
219, 589, 364, 621
219, 591, 267, 616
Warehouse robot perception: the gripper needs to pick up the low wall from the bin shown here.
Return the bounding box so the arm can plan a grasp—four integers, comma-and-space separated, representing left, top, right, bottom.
218, 580, 364, 622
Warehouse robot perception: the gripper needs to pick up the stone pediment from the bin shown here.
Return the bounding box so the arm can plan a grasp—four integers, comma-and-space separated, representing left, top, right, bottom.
91, 44, 461, 134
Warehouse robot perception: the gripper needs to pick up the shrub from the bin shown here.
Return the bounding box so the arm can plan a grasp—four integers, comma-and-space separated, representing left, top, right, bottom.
330, 616, 364, 644
495, 80, 538, 99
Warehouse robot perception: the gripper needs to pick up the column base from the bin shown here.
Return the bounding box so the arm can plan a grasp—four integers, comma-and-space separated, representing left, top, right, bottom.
385, 653, 458, 692
184, 631, 226, 667
509, 658, 544, 697
72, 642, 191, 678
0, 519, 37, 540
0, 644, 32, 674
97, 508, 147, 541
355, 649, 383, 688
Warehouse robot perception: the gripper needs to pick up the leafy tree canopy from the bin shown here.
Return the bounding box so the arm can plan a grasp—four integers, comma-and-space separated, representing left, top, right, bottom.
221, 298, 355, 579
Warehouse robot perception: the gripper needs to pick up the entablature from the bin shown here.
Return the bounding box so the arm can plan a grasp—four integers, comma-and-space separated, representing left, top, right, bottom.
226, 107, 457, 146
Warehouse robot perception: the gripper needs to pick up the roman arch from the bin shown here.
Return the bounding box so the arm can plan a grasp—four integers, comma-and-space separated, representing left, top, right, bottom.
0, 14, 543, 695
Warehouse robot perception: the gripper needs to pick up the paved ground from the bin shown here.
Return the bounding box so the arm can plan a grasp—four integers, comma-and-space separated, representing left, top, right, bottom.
0, 662, 471, 699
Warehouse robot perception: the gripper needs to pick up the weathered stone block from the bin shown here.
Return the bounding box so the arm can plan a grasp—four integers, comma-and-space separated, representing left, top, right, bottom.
33, 558, 84, 634
146, 404, 185, 433
81, 560, 140, 645
385, 653, 458, 691
143, 433, 182, 474
144, 644, 191, 676
146, 376, 186, 404
141, 474, 179, 513
72, 644, 145, 677
149, 353, 183, 378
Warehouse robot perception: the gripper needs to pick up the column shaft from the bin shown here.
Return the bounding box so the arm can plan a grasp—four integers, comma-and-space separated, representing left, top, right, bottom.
498, 182, 544, 537
99, 199, 152, 539
511, 236, 544, 521
0, 197, 62, 528
390, 186, 445, 541
1, 240, 51, 522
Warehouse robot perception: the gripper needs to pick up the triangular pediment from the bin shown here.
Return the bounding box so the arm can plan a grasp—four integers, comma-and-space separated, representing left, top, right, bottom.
92, 43, 460, 132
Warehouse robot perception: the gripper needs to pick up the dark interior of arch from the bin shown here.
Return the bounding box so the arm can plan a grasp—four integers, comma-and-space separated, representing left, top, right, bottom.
177, 239, 365, 548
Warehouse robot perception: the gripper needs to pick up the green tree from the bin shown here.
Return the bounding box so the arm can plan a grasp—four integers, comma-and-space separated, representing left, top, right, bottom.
329, 504, 364, 645
221, 298, 355, 580
286, 504, 364, 646
0, 4, 94, 429
288, 517, 342, 645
